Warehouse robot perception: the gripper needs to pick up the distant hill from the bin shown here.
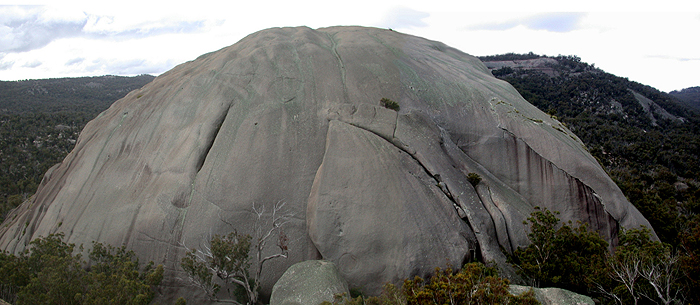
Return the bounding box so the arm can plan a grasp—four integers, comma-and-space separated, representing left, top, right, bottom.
480, 54, 700, 245
670, 86, 700, 111
0, 75, 155, 114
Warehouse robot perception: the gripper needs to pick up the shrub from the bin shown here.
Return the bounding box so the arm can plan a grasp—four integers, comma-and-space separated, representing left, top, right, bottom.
402, 263, 539, 305
467, 172, 482, 187
510, 207, 608, 295
380, 98, 400, 111
326, 262, 539, 305
0, 233, 163, 305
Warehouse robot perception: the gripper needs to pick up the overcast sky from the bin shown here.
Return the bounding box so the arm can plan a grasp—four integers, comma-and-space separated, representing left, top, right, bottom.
1, 1, 698, 92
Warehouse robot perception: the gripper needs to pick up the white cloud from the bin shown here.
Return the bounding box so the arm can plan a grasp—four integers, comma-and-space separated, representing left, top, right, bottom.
377, 7, 430, 29
467, 13, 586, 32
524, 13, 585, 32
0, 3, 699, 92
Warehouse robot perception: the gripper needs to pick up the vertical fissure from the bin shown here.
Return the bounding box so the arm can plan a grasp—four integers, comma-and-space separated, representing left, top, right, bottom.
195, 104, 231, 174
326, 33, 349, 103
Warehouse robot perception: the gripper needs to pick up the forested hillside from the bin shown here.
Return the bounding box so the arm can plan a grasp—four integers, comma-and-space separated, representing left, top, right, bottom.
0, 75, 154, 221
670, 86, 700, 111
0, 75, 155, 114
482, 53, 700, 249
481, 54, 700, 303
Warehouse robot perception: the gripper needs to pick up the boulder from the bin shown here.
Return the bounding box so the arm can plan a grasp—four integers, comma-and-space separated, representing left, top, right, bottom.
510, 285, 595, 305
0, 26, 654, 300
270, 260, 349, 305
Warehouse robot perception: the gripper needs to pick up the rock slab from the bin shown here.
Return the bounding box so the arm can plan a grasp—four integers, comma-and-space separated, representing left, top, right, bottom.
270, 260, 349, 305
510, 285, 595, 305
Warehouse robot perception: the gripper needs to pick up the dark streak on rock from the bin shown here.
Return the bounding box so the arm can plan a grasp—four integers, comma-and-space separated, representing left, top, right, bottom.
195, 104, 231, 174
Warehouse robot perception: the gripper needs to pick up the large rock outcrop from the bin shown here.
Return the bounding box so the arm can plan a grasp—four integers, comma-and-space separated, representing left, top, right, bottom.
270, 260, 349, 305
0, 26, 653, 299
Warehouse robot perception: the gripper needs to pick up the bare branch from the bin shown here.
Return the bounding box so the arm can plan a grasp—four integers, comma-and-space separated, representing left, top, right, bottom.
594, 281, 623, 305
180, 200, 292, 305
639, 251, 684, 305
607, 251, 642, 305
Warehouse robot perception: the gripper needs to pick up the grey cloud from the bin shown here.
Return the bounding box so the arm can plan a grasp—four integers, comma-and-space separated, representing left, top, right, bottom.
378, 7, 430, 29
22, 60, 41, 68
66, 57, 84, 66
84, 18, 209, 40
468, 12, 586, 33
0, 6, 87, 53
0, 6, 210, 54
0, 60, 14, 70
84, 57, 174, 76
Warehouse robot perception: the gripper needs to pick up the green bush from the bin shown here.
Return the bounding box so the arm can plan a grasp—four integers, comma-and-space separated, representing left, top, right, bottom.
510, 207, 608, 295
467, 172, 482, 187
402, 263, 539, 305
0, 233, 163, 305
380, 98, 400, 111
325, 262, 539, 305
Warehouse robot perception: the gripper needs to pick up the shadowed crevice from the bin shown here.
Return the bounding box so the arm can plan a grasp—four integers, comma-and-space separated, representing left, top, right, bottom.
195, 104, 231, 174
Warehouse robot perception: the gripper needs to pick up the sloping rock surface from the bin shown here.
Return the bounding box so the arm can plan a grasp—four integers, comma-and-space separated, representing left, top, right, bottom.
510, 285, 595, 305
483, 58, 561, 76
0, 26, 653, 298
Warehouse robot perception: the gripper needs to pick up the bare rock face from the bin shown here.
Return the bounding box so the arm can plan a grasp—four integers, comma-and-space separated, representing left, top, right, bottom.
0, 26, 653, 298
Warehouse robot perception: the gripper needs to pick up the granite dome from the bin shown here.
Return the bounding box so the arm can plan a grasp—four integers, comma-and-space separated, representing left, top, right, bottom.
0, 26, 653, 299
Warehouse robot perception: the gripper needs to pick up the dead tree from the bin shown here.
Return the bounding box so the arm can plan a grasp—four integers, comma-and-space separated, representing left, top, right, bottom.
181, 200, 291, 304
606, 251, 643, 305
640, 251, 684, 305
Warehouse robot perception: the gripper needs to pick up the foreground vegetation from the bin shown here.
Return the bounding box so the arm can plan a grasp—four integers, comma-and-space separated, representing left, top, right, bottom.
510, 207, 692, 304
0, 233, 163, 304
323, 263, 539, 305
324, 204, 693, 305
